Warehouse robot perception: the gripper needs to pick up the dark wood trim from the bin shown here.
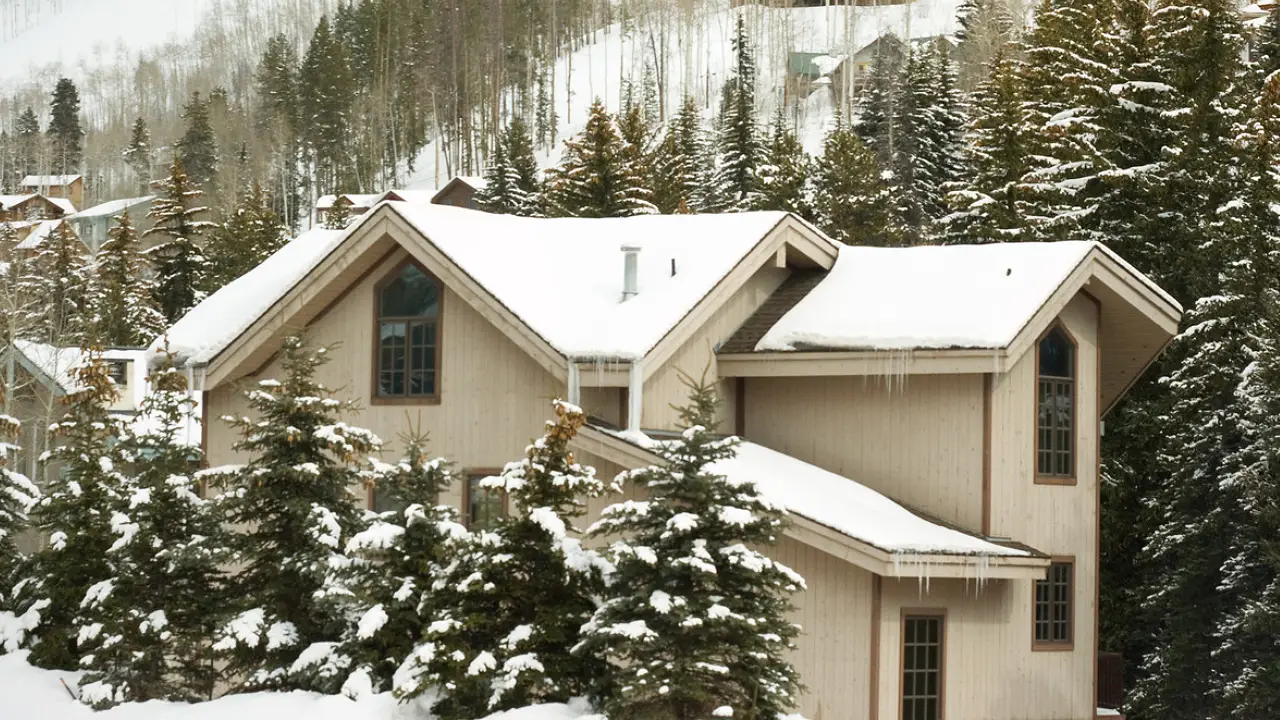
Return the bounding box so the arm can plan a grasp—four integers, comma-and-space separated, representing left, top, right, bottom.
462, 467, 507, 529
870, 574, 882, 720
1033, 318, 1079, 486
899, 608, 947, 720
982, 373, 993, 536
1031, 555, 1077, 652
370, 257, 444, 406
311, 244, 400, 328
619, 387, 630, 429
734, 376, 746, 437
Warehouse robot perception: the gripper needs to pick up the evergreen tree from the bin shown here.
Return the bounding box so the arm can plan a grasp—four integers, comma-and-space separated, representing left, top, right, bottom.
212, 336, 380, 691
544, 100, 656, 218
813, 118, 900, 246
77, 361, 227, 707
856, 41, 905, 169
18, 222, 90, 344
617, 104, 656, 207
123, 118, 152, 196
752, 107, 812, 219
89, 212, 165, 347
24, 355, 128, 669
256, 33, 304, 229
1253, 6, 1280, 83
954, 0, 1015, 91
14, 108, 41, 178
205, 181, 288, 291
300, 16, 356, 194
333, 436, 465, 695
395, 401, 611, 720
653, 96, 711, 214
581, 375, 804, 720
178, 93, 218, 192
713, 15, 762, 211
324, 197, 354, 230
46, 78, 83, 174
144, 156, 215, 324
0, 387, 38, 608
478, 118, 541, 216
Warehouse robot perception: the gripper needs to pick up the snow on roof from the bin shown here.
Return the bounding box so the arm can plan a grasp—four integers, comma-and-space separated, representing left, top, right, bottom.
71, 195, 154, 219
0, 194, 36, 210
315, 193, 383, 211
455, 176, 488, 189
598, 426, 1029, 558
12, 341, 83, 392
14, 219, 73, 251
757, 241, 1176, 352
156, 225, 348, 366
47, 197, 76, 215
394, 203, 791, 359
20, 174, 81, 187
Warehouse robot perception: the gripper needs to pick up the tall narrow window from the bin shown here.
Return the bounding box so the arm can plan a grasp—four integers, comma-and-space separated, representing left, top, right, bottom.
902, 614, 945, 720
376, 262, 440, 401
467, 474, 505, 531
1034, 561, 1074, 648
1037, 325, 1075, 479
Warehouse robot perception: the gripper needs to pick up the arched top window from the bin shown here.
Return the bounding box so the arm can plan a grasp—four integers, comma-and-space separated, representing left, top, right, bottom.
1036, 324, 1075, 481
375, 262, 441, 402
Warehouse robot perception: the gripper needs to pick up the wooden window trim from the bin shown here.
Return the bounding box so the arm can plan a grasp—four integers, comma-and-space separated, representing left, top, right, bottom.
463, 468, 508, 530
899, 608, 947, 720
1034, 320, 1078, 486
1032, 556, 1076, 652
371, 258, 443, 406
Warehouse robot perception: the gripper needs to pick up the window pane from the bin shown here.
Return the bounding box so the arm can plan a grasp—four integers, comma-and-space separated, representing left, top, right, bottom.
1039, 327, 1073, 378
469, 475, 504, 531
379, 322, 406, 396
380, 264, 440, 318
902, 616, 943, 720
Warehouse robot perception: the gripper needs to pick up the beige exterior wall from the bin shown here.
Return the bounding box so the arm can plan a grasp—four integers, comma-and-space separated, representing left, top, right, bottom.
642, 264, 789, 433
743, 373, 986, 532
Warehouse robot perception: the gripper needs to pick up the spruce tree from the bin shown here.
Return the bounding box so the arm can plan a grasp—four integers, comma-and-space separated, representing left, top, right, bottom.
89, 212, 165, 348
856, 42, 905, 170
333, 436, 464, 695
24, 354, 128, 669
713, 15, 762, 211
813, 118, 900, 246
1254, 6, 1280, 83
0, 387, 38, 609
581, 375, 804, 720
123, 118, 153, 196
77, 360, 227, 707
324, 197, 354, 230
46, 78, 83, 174
395, 401, 611, 720
212, 336, 381, 691
618, 104, 657, 207
544, 100, 656, 218
477, 118, 541, 216
256, 33, 304, 229
144, 156, 215, 324
653, 96, 711, 214
205, 181, 288, 291
14, 108, 41, 178
752, 108, 812, 219
299, 16, 356, 194
954, 0, 1015, 90
18, 221, 90, 345
177, 93, 218, 191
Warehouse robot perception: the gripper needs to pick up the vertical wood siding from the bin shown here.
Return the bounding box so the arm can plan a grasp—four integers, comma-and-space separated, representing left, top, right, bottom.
642, 265, 789, 432
744, 374, 986, 531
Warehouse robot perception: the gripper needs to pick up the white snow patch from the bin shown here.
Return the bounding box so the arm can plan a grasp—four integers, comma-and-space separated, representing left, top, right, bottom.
356, 605, 388, 641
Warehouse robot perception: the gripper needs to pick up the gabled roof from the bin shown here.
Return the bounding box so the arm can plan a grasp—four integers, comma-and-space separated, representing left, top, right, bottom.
0, 194, 36, 210
20, 174, 82, 187
573, 423, 1050, 580
14, 219, 82, 251
430, 175, 488, 203
46, 198, 75, 215
70, 195, 153, 220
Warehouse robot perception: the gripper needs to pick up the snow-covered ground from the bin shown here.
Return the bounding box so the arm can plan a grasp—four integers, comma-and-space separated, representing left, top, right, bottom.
0, 650, 601, 720
403, 0, 963, 191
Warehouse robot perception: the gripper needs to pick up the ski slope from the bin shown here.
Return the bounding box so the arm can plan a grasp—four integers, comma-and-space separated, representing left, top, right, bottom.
403, 0, 963, 191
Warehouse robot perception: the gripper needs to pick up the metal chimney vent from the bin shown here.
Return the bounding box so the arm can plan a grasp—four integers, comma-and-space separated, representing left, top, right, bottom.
622, 244, 641, 301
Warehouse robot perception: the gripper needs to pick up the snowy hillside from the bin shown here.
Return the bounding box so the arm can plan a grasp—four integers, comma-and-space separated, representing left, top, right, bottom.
403, 0, 963, 191
0, 0, 337, 88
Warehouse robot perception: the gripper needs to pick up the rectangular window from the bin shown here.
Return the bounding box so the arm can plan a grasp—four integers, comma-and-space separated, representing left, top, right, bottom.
1037, 378, 1073, 476
467, 474, 505, 531
902, 614, 944, 720
106, 361, 128, 386
1034, 561, 1074, 648
369, 482, 407, 515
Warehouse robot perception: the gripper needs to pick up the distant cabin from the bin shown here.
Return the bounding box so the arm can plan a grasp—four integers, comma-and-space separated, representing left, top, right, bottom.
0, 193, 70, 223
20, 174, 83, 212
69, 195, 155, 253
787, 51, 848, 104
314, 189, 437, 226
431, 176, 488, 209
11, 217, 85, 252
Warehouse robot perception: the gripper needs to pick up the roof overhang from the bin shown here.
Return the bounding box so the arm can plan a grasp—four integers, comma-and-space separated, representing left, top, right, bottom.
572, 425, 1051, 580
717, 246, 1181, 416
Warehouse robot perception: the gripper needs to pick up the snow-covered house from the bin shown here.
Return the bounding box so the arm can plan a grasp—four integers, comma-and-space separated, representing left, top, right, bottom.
0, 193, 70, 223
68, 195, 155, 253
19, 174, 83, 212
430, 175, 488, 209
158, 202, 1180, 720
10, 217, 84, 251
314, 189, 438, 226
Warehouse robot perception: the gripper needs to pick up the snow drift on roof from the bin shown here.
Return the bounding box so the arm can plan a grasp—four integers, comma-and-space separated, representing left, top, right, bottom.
394, 203, 790, 359
156, 226, 347, 366
0, 194, 36, 210
757, 240, 1173, 352
71, 196, 154, 219
598, 426, 1027, 558
12, 341, 84, 392
14, 220, 70, 251
20, 174, 81, 187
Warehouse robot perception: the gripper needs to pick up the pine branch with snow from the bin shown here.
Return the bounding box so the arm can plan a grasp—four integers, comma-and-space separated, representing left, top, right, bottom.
87, 211, 166, 348
144, 156, 215, 325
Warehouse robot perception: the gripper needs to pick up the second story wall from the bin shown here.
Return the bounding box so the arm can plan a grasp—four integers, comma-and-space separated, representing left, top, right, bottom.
743, 373, 986, 531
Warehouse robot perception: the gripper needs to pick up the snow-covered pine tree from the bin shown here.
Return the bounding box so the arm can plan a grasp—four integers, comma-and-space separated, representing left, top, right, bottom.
212, 336, 380, 691
88, 212, 165, 348
18, 221, 90, 345
13, 108, 41, 179
0, 385, 38, 611
395, 401, 612, 720
478, 118, 542, 216
76, 358, 227, 707
856, 41, 905, 170
1255, 6, 1280, 82
581, 373, 804, 720
544, 100, 656, 218
123, 118, 153, 196
333, 435, 466, 696
935, 49, 1033, 244
324, 197, 354, 230
205, 181, 288, 291
954, 0, 1015, 90
618, 104, 657, 207
752, 107, 812, 219
23, 353, 128, 670
144, 156, 215, 324
813, 116, 901, 246
713, 14, 763, 212
653, 95, 712, 214
177, 92, 218, 192
46, 78, 83, 174
299, 15, 356, 195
